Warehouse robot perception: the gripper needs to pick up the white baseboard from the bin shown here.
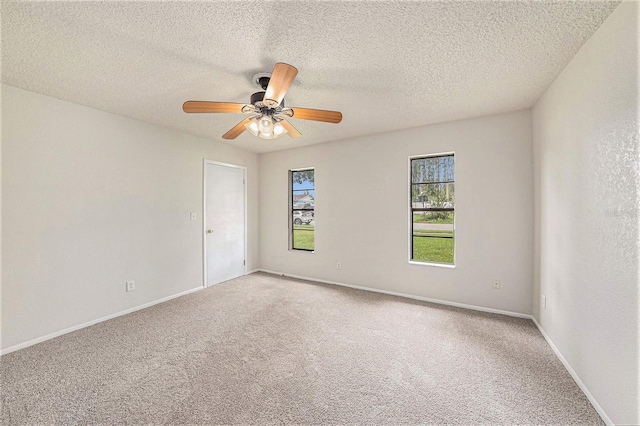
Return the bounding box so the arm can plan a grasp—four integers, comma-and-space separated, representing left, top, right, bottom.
1, 286, 203, 356
246, 269, 261, 275
257, 269, 532, 319
531, 317, 613, 426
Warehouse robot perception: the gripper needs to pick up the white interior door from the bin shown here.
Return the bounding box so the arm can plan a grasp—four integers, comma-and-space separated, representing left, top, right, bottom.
205, 161, 246, 286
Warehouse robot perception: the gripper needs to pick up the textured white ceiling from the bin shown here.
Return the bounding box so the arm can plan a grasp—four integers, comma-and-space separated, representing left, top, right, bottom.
1, 1, 620, 153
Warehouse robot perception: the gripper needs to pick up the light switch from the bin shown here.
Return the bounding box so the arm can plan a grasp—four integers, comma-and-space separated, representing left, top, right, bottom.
190, 212, 197, 221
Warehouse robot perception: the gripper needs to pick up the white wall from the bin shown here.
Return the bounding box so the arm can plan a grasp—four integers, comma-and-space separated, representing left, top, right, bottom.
1, 85, 259, 351
0, 82, 3, 351
260, 110, 533, 315
532, 1, 639, 424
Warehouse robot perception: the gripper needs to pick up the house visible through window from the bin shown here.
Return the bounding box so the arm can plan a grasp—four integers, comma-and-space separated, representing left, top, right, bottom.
410, 154, 455, 265
291, 169, 315, 251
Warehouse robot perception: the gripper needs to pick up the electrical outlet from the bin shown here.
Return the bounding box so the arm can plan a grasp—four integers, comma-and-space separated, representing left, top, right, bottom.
542, 295, 547, 308
190, 212, 196, 221
126, 280, 135, 292
336, 261, 342, 270
492, 280, 501, 290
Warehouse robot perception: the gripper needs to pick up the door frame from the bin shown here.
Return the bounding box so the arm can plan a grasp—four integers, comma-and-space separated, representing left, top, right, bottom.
202, 159, 247, 288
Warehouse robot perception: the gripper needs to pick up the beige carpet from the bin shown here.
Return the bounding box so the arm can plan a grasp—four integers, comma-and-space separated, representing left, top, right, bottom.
1, 272, 603, 425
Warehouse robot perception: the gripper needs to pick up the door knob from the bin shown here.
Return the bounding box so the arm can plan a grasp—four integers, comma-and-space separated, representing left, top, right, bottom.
207, 229, 214, 234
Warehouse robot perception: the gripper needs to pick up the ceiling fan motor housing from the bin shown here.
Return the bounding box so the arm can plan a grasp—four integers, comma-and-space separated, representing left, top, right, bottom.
250, 91, 284, 108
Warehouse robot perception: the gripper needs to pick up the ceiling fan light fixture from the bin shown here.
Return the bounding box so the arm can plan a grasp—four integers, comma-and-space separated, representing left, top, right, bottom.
245, 115, 287, 140
244, 117, 260, 136
257, 115, 275, 134
273, 122, 287, 137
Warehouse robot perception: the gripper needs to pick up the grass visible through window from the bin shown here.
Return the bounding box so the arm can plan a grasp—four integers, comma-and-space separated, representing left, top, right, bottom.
412, 235, 454, 264
293, 225, 314, 251
411, 211, 454, 264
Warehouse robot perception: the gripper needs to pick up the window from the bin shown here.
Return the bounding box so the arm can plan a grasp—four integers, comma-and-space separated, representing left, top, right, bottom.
410, 154, 455, 265
290, 169, 315, 251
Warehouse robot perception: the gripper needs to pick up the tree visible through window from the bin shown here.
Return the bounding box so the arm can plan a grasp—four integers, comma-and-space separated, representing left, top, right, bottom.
291, 169, 315, 251
411, 154, 455, 264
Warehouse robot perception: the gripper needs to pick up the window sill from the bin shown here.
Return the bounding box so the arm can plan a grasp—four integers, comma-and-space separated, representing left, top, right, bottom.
409, 260, 455, 269
291, 249, 315, 253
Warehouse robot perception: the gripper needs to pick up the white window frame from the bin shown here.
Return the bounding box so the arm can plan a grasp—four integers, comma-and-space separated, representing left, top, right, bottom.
408, 152, 456, 268
289, 167, 315, 252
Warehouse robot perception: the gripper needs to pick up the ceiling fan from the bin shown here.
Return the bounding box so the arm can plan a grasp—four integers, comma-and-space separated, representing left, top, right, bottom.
182, 63, 342, 140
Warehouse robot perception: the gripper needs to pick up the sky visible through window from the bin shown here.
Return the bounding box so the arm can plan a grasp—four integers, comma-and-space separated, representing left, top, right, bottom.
292, 170, 315, 206
293, 180, 315, 196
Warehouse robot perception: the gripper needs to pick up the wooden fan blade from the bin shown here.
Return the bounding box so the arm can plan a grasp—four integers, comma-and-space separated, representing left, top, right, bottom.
183, 101, 247, 114
289, 107, 342, 123
222, 117, 252, 139
280, 119, 302, 138
263, 63, 298, 108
